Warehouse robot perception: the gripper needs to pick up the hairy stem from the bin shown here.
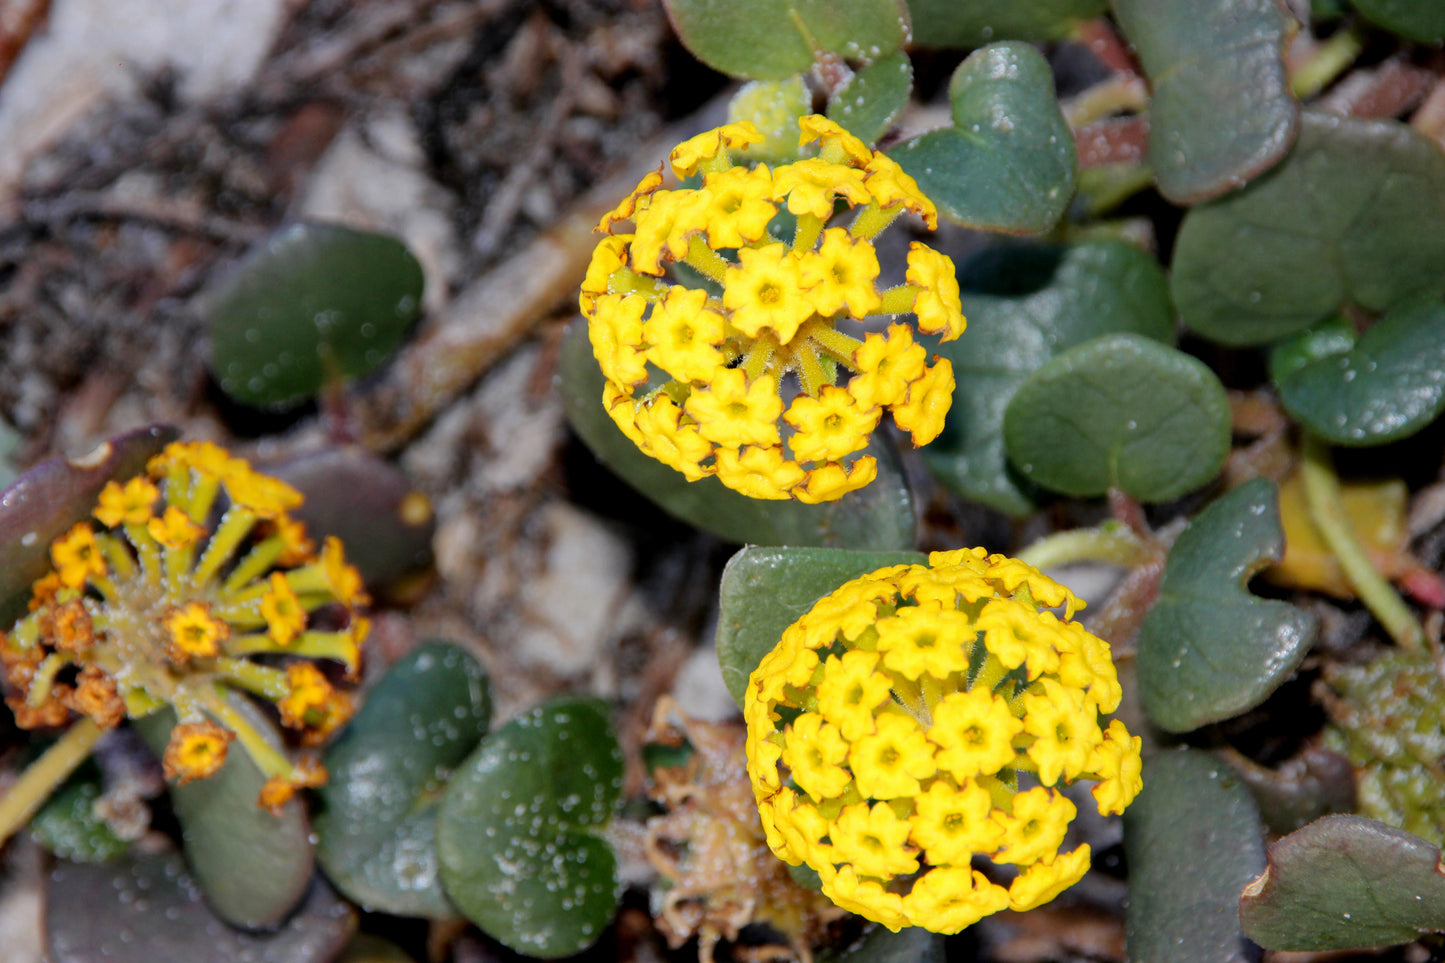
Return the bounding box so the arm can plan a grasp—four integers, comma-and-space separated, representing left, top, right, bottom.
0, 718, 104, 846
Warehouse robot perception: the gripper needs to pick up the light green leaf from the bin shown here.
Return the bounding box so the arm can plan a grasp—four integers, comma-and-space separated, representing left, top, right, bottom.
892, 42, 1076, 234
715, 546, 925, 707
924, 240, 1174, 516
907, 0, 1107, 47
1112, 0, 1298, 203
827, 51, 912, 146
1172, 111, 1445, 346
1002, 334, 1231, 502
1136, 479, 1319, 732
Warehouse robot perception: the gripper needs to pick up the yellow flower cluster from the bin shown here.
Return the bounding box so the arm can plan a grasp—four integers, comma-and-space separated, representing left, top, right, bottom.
743, 549, 1142, 933
581, 115, 965, 502
1, 441, 369, 811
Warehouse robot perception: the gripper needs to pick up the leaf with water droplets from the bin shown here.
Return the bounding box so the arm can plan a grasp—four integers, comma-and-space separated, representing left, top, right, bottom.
1240, 814, 1445, 950
907, 0, 1106, 46
1172, 112, 1445, 346
0, 425, 177, 625
46, 851, 354, 963
1002, 333, 1231, 502
27, 757, 127, 863
437, 698, 624, 959
1136, 479, 1319, 732
559, 320, 915, 549
134, 701, 315, 929
716, 545, 925, 707
826, 51, 912, 146
208, 222, 424, 409
1276, 296, 1445, 446
1125, 750, 1267, 962
892, 42, 1077, 234
315, 641, 491, 918
1113, 0, 1298, 204
661, 0, 909, 80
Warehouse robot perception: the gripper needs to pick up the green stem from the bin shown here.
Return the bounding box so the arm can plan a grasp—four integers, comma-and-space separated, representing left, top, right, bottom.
1300, 434, 1423, 652
0, 718, 104, 846
1290, 27, 1364, 100
1016, 524, 1157, 573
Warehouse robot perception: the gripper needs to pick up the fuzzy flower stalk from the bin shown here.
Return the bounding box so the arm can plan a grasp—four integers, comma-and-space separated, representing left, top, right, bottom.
0, 441, 368, 827
581, 115, 965, 502
744, 549, 1142, 933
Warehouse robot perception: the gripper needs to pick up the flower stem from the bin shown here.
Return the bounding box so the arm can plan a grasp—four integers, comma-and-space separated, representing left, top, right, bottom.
0, 718, 104, 846
1016, 524, 1157, 573
1291, 27, 1364, 100
1300, 434, 1423, 652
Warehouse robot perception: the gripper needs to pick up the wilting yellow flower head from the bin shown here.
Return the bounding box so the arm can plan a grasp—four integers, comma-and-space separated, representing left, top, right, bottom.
582, 115, 965, 502
744, 549, 1142, 933
0, 440, 368, 810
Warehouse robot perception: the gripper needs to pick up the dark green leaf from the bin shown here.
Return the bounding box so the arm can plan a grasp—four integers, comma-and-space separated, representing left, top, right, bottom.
907, 0, 1106, 47
209, 223, 424, 409
47, 852, 354, 962
1242, 815, 1445, 950
819, 922, 946, 963
269, 446, 436, 592
438, 698, 623, 959
892, 43, 1077, 234
0, 425, 177, 625
1228, 747, 1357, 836
715, 546, 924, 707
1136, 479, 1319, 732
28, 759, 127, 863
1002, 334, 1231, 501
661, 0, 910, 80
1351, 0, 1445, 41
1112, 0, 1297, 204
827, 52, 912, 146
924, 240, 1174, 516
1172, 112, 1445, 346
1277, 296, 1445, 446
558, 320, 915, 549
134, 702, 315, 929
316, 641, 491, 918
1267, 315, 1356, 385
1124, 750, 1267, 963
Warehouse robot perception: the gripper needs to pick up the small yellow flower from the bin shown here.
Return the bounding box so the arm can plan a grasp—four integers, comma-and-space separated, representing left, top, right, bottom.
51, 523, 106, 589
165, 602, 227, 660
94, 477, 159, 528
278, 661, 331, 729
744, 551, 1140, 933
580, 115, 966, 501
164, 720, 234, 784
147, 505, 206, 549
260, 571, 306, 646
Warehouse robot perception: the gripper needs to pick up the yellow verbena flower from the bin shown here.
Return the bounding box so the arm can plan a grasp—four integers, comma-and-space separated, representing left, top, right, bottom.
582, 115, 966, 502
1, 441, 365, 811
744, 550, 1142, 933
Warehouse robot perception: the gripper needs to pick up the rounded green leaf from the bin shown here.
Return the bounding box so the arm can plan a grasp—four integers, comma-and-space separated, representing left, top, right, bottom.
134, 701, 315, 929
1136, 479, 1319, 733
1173, 111, 1445, 346
661, 0, 909, 80
558, 320, 915, 549
1124, 750, 1267, 963
1113, 0, 1298, 204
315, 641, 492, 918
28, 759, 127, 863
715, 546, 925, 707
924, 240, 1175, 516
729, 77, 813, 162
906, 0, 1106, 47
47, 852, 355, 963
0, 425, 177, 625
1267, 314, 1356, 385
1351, 0, 1445, 41
438, 698, 623, 959
827, 51, 912, 147
1240, 815, 1445, 950
892, 43, 1077, 234
1002, 334, 1231, 502
209, 222, 424, 409
1277, 296, 1445, 446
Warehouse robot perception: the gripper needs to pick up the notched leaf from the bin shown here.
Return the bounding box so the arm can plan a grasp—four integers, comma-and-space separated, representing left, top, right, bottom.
1240, 814, 1445, 950
1136, 479, 1319, 732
